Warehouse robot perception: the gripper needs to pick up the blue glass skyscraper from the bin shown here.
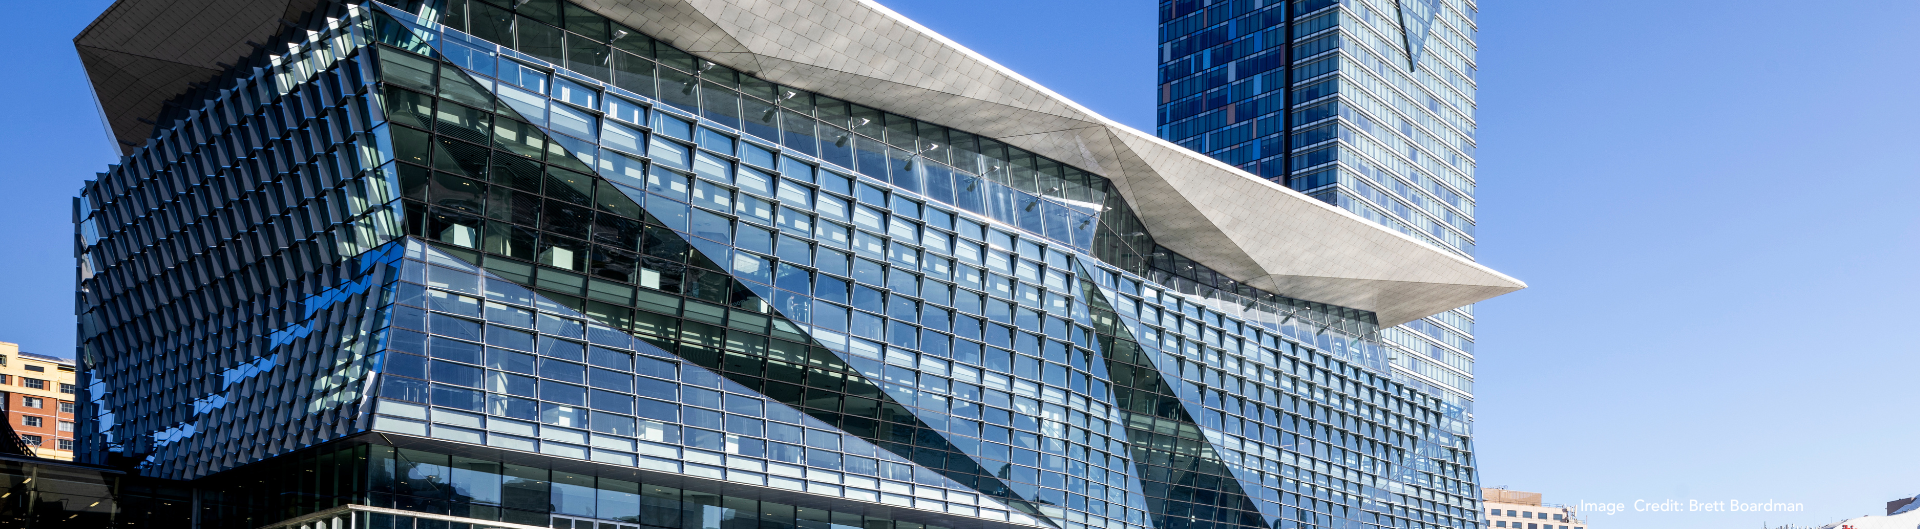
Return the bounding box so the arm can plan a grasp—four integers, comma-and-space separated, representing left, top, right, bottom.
69, 1, 1519, 529
1156, 0, 1482, 435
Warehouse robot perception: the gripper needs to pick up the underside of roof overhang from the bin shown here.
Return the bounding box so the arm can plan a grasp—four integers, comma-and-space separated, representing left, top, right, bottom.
75, 0, 324, 153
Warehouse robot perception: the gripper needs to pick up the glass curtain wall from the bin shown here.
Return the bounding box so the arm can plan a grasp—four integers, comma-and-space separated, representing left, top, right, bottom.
359, 4, 1482, 529
1154, 0, 1482, 421
385, 0, 1381, 340
73, 2, 1487, 529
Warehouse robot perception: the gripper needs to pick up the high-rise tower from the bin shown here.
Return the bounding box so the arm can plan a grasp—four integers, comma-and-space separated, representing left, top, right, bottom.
68, 1, 1518, 528
1157, 0, 1482, 434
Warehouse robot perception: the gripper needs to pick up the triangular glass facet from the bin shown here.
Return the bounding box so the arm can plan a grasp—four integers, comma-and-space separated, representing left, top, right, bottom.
1397, 0, 1444, 70
1075, 260, 1279, 529
364, 16, 1060, 524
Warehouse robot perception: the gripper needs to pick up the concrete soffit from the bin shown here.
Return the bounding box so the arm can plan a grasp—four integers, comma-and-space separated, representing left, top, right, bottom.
74, 0, 323, 154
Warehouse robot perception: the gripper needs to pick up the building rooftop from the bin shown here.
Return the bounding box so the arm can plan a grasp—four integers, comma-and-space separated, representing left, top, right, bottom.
1484, 488, 1547, 506
16, 352, 74, 365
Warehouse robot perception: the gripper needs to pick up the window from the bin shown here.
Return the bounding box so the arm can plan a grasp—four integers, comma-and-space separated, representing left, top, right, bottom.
1523, 512, 1532, 519
24, 365, 43, 372
1494, 522, 1505, 528
1507, 510, 1517, 516
59, 402, 74, 414
57, 421, 74, 433
0, 374, 7, 384
21, 397, 42, 408
58, 383, 74, 394
21, 416, 41, 427
22, 378, 43, 390
20, 435, 40, 446
56, 439, 74, 451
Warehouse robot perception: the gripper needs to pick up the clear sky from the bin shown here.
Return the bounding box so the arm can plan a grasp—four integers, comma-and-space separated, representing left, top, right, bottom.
3, 1, 1915, 528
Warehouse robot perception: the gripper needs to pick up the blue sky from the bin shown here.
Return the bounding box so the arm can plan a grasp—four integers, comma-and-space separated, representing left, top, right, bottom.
4, 1, 1915, 527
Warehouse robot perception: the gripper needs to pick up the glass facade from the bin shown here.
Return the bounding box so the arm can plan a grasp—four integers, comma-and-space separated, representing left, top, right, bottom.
0, 456, 192, 528
73, 1, 1482, 529
1155, 0, 1481, 425
75, 2, 398, 478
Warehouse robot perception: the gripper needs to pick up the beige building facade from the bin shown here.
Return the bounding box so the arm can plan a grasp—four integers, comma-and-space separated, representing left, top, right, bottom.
1483, 488, 1586, 529
0, 341, 78, 460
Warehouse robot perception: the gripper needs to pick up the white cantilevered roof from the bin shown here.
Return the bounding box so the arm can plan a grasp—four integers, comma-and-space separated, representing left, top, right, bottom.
572, 0, 1525, 327
77, 0, 1524, 327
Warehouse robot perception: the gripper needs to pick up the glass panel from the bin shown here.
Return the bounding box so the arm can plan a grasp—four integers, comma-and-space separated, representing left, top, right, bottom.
658, 67, 699, 115
818, 125, 854, 170
699, 81, 742, 130
517, 0, 561, 25
442, 40, 497, 78
923, 163, 955, 205
378, 50, 436, 93
602, 121, 645, 156
549, 103, 597, 140
854, 136, 888, 181
515, 16, 564, 65
655, 43, 696, 75
563, 3, 610, 42
889, 147, 919, 195
883, 113, 916, 149
556, 76, 599, 110
606, 95, 645, 125
612, 51, 657, 99
849, 105, 883, 138
499, 59, 549, 93
610, 22, 652, 57
778, 110, 817, 157
741, 97, 779, 144
470, 1, 514, 48
598, 149, 647, 189
739, 76, 777, 101
565, 34, 611, 81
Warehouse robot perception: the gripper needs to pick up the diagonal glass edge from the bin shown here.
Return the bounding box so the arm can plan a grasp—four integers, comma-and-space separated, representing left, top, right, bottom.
370, 26, 1063, 526
409, 241, 1034, 518
1064, 260, 1164, 522
1072, 258, 1280, 529
1396, 0, 1443, 70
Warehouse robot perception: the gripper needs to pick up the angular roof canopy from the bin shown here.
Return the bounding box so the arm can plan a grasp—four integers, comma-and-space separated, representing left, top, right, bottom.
75, 0, 323, 153
77, 0, 1524, 327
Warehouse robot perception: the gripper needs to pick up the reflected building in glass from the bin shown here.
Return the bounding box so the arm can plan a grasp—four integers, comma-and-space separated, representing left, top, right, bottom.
1155, 0, 1485, 445
70, 1, 1521, 529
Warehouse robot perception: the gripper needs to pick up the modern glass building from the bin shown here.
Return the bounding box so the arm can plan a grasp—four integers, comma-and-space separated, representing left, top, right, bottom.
70, 1, 1520, 529
1155, 0, 1483, 429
